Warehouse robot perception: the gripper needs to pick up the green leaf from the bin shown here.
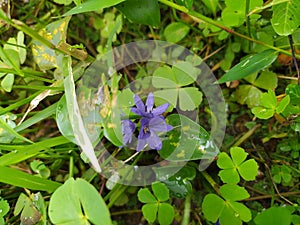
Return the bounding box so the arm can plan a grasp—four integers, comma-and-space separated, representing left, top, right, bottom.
252, 90, 278, 119
271, 0, 300, 36
252, 71, 278, 90
0, 47, 23, 76
155, 166, 196, 198
63, 57, 101, 173
0, 116, 32, 144
49, 178, 111, 225
175, 0, 193, 9
152, 63, 202, 110
218, 49, 278, 83
0, 136, 69, 166
221, 0, 263, 27
138, 188, 157, 203
152, 182, 169, 202
217, 152, 234, 169
219, 168, 240, 184
201, 0, 218, 15
231, 147, 248, 166
159, 114, 218, 161
0, 198, 9, 217
220, 205, 243, 225
238, 159, 259, 181
157, 203, 174, 225
56, 96, 77, 144
164, 22, 190, 43
220, 184, 250, 201
1, 73, 14, 92
276, 95, 290, 114
64, 0, 125, 16
32, 17, 70, 70
202, 194, 225, 222
260, 90, 277, 109
235, 85, 262, 108
254, 207, 292, 225
142, 203, 158, 223
116, 0, 160, 26
178, 87, 203, 111
251, 106, 274, 119
0, 166, 61, 192
229, 201, 252, 222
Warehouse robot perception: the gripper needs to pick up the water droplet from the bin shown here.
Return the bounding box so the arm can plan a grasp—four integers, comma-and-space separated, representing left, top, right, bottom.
12, 150, 18, 153
128, 101, 132, 104
235, 213, 239, 217
0, 209, 2, 213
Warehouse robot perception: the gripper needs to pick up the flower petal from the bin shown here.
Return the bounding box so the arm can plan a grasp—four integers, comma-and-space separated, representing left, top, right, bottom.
131, 107, 144, 116
122, 120, 136, 144
147, 132, 162, 150
134, 94, 145, 112
137, 138, 147, 151
152, 103, 169, 116
149, 117, 170, 132
145, 93, 154, 113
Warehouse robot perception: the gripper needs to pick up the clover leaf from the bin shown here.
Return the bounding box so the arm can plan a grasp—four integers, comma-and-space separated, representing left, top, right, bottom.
202, 184, 252, 225
49, 178, 111, 225
138, 182, 174, 225
254, 206, 292, 225
152, 62, 203, 111
271, 165, 292, 185
217, 147, 258, 184
251, 89, 290, 119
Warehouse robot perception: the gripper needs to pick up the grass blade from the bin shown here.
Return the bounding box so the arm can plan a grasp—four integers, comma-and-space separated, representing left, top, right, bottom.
0, 166, 61, 192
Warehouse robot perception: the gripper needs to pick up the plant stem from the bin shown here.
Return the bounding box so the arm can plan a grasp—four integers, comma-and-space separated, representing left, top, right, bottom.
200, 171, 220, 195
233, 124, 261, 147
158, 0, 300, 59
181, 194, 191, 225
288, 35, 300, 85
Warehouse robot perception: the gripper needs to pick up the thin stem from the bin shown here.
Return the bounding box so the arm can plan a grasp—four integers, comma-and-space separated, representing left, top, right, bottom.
200, 171, 220, 195
181, 194, 191, 225
288, 35, 300, 85
233, 124, 261, 147
245, 0, 251, 52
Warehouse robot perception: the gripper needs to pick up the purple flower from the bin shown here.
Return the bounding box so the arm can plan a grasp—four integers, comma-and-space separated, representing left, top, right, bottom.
121, 119, 136, 145
131, 93, 170, 119
216, 219, 220, 225
121, 92, 173, 151
137, 116, 173, 151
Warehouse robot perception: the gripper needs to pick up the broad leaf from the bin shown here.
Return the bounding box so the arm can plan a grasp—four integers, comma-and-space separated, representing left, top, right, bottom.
218, 49, 278, 83
63, 57, 101, 172
152, 182, 169, 202
64, 0, 125, 16
254, 207, 292, 225
271, 0, 300, 36
48, 178, 111, 225
138, 188, 157, 203
159, 114, 219, 161
164, 22, 190, 43
157, 203, 174, 225
1, 73, 14, 92
116, 0, 160, 26
220, 184, 250, 201
142, 203, 158, 223
32, 17, 70, 70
